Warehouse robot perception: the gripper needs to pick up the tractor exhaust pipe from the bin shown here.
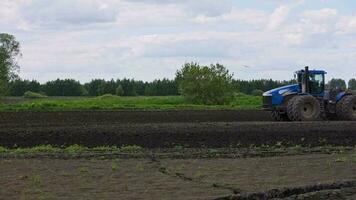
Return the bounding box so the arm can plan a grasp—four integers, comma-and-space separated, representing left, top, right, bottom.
302, 66, 309, 93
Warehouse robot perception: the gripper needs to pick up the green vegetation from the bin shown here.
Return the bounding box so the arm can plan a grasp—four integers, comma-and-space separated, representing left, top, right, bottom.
0, 145, 143, 154
327, 78, 347, 90
120, 145, 143, 153
0, 33, 21, 95
251, 89, 264, 96
0, 95, 261, 111
349, 79, 356, 90
176, 63, 234, 105
23, 91, 47, 99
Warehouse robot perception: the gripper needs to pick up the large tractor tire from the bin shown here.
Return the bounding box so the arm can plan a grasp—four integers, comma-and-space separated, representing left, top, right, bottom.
287, 95, 320, 121
336, 95, 356, 121
287, 96, 298, 121
271, 111, 289, 121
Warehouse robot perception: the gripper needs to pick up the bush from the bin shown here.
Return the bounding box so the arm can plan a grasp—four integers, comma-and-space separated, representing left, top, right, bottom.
251, 89, 264, 96
176, 63, 234, 105
23, 91, 47, 99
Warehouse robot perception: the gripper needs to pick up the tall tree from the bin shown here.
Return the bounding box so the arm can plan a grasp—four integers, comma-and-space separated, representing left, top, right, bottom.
0, 33, 21, 95
348, 79, 356, 90
327, 78, 346, 90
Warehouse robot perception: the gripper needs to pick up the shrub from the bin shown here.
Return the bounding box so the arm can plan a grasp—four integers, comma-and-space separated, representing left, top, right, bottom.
23, 91, 47, 99
251, 89, 264, 96
175, 62, 234, 105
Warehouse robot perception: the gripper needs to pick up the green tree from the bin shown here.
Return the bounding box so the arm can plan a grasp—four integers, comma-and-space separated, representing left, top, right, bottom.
176, 62, 234, 105
43, 79, 85, 96
327, 78, 346, 90
348, 79, 356, 90
0, 33, 21, 95
251, 89, 264, 96
8, 79, 41, 96
115, 84, 124, 96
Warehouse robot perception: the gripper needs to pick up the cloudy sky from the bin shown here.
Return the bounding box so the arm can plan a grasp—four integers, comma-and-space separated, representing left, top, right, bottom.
1, 0, 356, 83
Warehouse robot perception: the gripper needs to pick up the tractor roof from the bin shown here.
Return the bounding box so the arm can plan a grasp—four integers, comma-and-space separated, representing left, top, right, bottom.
295, 69, 327, 74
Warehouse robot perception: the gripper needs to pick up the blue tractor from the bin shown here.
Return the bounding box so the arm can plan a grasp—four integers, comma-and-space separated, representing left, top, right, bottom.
263, 66, 356, 121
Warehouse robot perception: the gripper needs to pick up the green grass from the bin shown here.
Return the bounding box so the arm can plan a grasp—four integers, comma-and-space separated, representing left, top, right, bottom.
0, 145, 143, 154
0, 95, 261, 111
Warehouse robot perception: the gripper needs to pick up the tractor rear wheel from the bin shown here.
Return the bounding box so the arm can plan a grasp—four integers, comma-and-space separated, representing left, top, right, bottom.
271, 111, 289, 121
288, 95, 320, 121
336, 95, 356, 121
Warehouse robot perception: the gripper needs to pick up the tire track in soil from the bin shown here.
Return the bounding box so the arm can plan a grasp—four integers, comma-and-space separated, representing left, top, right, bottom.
147, 155, 242, 195
214, 180, 356, 200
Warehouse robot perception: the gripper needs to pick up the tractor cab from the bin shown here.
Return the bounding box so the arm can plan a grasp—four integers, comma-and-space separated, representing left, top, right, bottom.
294, 67, 326, 96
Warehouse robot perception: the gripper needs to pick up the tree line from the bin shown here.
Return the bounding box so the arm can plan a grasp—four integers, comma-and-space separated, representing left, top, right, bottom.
7, 78, 179, 97
6, 77, 356, 97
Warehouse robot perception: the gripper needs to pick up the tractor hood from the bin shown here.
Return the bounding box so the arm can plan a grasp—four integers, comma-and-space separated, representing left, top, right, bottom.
263, 84, 299, 97
263, 84, 300, 105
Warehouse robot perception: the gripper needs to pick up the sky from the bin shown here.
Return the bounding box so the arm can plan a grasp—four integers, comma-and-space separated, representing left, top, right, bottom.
0, 0, 356, 83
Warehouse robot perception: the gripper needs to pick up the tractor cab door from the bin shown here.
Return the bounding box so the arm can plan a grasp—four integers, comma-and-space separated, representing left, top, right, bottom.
308, 73, 325, 95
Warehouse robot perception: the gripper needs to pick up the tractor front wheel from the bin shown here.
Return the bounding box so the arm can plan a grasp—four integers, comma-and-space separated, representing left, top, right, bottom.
336, 95, 356, 121
288, 95, 320, 121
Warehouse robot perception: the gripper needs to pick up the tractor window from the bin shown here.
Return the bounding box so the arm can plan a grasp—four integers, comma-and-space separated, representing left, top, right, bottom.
309, 74, 324, 94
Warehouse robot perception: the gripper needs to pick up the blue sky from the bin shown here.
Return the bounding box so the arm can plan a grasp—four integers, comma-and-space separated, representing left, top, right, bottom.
0, 0, 355, 83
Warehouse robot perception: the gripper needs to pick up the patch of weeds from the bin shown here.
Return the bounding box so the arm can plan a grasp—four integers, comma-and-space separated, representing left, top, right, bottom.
318, 138, 327, 145
31, 175, 42, 187
352, 155, 356, 163
78, 167, 89, 173
335, 157, 348, 162
193, 169, 206, 179
92, 146, 119, 152
220, 166, 231, 172
275, 141, 283, 148
136, 163, 145, 172
120, 145, 143, 153
60, 172, 71, 177
111, 162, 119, 171
175, 164, 186, 171
207, 149, 220, 155
173, 145, 185, 152
13, 145, 60, 154
0, 146, 9, 153
64, 145, 88, 154
291, 144, 303, 151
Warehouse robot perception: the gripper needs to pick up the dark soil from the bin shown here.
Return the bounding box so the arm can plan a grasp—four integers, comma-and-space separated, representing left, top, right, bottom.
1, 110, 356, 148
1, 121, 356, 148
0, 110, 271, 124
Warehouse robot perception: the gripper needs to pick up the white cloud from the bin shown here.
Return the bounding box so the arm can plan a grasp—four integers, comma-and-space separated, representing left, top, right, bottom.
194, 8, 268, 26
1, 0, 355, 82
336, 16, 356, 34
302, 8, 337, 21
267, 6, 290, 30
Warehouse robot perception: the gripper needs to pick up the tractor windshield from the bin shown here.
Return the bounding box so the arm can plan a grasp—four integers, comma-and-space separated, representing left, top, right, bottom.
309, 73, 324, 94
